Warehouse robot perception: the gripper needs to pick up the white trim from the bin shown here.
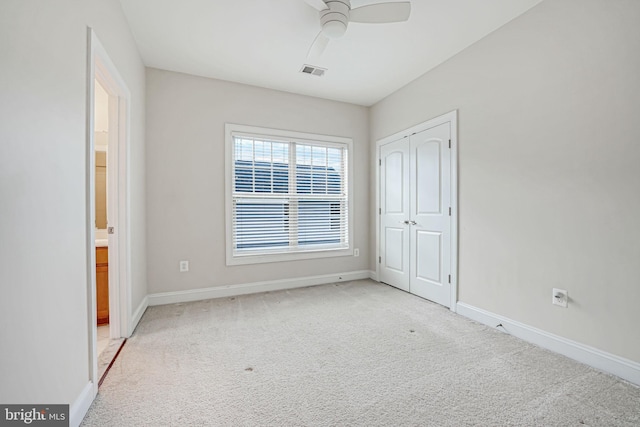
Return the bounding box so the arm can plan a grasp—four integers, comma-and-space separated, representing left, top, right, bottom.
148, 270, 371, 306
228, 124, 352, 146
230, 248, 354, 266
85, 27, 99, 400
85, 27, 133, 403
225, 123, 354, 266
375, 110, 458, 311
368, 270, 378, 282
93, 33, 132, 340
374, 131, 381, 289
449, 113, 458, 313
69, 382, 94, 427
129, 295, 149, 335
457, 302, 640, 386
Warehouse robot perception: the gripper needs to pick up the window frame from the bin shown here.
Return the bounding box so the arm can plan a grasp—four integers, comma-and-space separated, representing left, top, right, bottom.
225, 123, 354, 266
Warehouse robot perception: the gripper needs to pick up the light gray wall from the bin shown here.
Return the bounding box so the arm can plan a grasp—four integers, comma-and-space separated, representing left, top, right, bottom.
370, 0, 640, 363
0, 0, 147, 403
146, 68, 370, 294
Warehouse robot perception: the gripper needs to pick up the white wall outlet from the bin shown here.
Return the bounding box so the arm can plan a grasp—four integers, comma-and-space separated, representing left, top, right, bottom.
354, 248, 360, 257
552, 288, 568, 308
179, 260, 189, 272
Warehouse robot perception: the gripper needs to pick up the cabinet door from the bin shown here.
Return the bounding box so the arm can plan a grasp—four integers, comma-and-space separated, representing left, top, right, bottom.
96, 248, 110, 325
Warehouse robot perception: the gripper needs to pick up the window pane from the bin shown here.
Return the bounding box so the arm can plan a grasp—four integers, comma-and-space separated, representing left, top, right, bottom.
273, 163, 288, 193
329, 148, 343, 194
235, 139, 254, 162
296, 165, 311, 194
235, 201, 289, 249
295, 147, 345, 195
235, 160, 253, 193
254, 166, 272, 193
311, 165, 327, 194
272, 142, 288, 164
298, 200, 342, 246
296, 144, 312, 165
312, 146, 327, 166
327, 169, 341, 194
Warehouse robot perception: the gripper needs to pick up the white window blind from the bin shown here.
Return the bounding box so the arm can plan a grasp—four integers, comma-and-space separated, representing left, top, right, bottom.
230, 131, 350, 260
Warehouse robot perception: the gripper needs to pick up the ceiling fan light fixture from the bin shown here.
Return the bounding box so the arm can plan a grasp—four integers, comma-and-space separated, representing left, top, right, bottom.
303, 0, 412, 57
318, 0, 349, 38
322, 20, 347, 38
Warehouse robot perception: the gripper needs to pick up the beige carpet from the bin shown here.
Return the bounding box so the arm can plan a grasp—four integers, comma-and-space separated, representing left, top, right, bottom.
82, 280, 640, 426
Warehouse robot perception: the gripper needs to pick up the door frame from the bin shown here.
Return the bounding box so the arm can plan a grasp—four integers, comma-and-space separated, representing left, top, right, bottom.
86, 28, 132, 395
375, 110, 458, 312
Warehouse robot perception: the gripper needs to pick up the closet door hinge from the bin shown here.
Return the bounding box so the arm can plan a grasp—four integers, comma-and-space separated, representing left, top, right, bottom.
448, 275, 451, 283
449, 139, 451, 149
379, 208, 382, 215
449, 207, 451, 216
379, 256, 382, 264
379, 159, 382, 166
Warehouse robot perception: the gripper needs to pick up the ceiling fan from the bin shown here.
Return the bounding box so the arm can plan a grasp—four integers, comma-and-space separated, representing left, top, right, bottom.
304, 0, 411, 58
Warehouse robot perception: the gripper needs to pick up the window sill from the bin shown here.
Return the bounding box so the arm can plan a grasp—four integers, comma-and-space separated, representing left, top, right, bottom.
226, 247, 353, 266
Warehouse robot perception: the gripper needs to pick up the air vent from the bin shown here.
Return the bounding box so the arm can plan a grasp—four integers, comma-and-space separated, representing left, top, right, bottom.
300, 64, 327, 77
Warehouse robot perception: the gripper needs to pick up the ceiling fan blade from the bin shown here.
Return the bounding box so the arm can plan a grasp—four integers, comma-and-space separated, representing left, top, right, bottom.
307, 31, 330, 58
303, 0, 329, 11
350, 2, 411, 23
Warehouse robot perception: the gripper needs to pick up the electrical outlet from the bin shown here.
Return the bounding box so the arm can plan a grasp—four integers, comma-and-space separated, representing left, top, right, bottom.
179, 260, 189, 272
552, 288, 568, 308
354, 248, 360, 257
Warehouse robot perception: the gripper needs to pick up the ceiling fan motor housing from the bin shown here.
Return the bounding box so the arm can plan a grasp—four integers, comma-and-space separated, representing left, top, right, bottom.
320, 0, 350, 38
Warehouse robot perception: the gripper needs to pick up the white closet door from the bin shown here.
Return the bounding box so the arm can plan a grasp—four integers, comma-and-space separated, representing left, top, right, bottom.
409, 123, 451, 307
379, 138, 410, 292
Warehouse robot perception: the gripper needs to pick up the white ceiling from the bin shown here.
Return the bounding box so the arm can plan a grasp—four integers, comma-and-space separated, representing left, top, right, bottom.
119, 0, 542, 106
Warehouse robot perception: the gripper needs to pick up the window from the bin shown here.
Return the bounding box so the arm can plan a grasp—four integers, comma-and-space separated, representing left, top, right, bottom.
225, 124, 353, 265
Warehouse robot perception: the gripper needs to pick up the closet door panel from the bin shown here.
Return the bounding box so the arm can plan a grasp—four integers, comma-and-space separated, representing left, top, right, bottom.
416, 141, 441, 215
379, 139, 410, 292
410, 123, 451, 307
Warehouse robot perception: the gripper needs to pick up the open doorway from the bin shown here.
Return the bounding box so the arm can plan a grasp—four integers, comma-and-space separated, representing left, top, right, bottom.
93, 79, 125, 383
87, 29, 131, 394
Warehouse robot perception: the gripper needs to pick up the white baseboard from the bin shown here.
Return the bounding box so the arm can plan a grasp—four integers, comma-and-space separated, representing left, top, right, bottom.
148, 270, 372, 306
129, 295, 149, 336
456, 302, 640, 386
369, 270, 378, 281
69, 381, 94, 427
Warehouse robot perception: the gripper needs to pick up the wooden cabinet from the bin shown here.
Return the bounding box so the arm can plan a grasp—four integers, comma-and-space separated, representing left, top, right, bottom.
96, 247, 109, 325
